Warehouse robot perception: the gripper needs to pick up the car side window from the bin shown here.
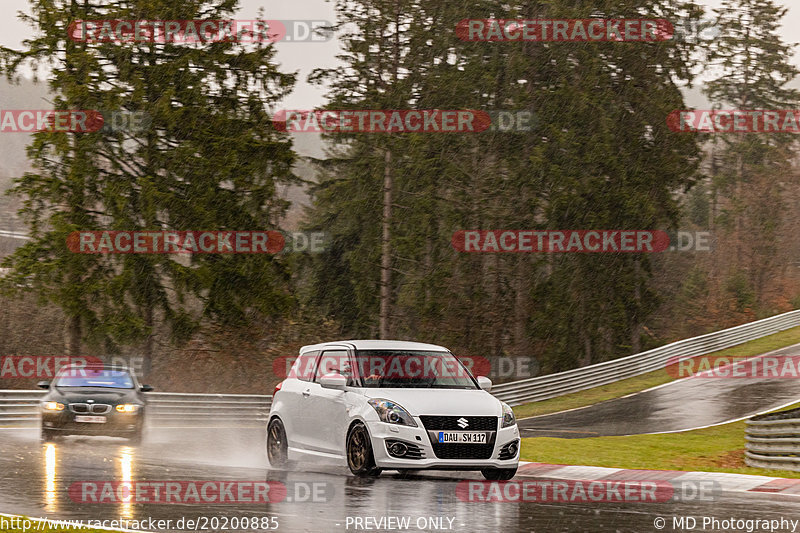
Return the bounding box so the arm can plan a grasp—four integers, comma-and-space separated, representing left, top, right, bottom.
292, 351, 319, 382
313, 350, 350, 384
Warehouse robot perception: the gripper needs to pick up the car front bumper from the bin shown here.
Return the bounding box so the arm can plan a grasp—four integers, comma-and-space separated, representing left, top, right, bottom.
368, 420, 520, 470
41, 410, 144, 436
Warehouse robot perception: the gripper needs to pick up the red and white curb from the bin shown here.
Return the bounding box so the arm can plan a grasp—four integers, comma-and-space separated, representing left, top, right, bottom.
517, 462, 800, 498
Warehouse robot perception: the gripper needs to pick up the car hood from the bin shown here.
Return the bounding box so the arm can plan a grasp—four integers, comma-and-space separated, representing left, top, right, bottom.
361, 388, 502, 417
50, 387, 137, 403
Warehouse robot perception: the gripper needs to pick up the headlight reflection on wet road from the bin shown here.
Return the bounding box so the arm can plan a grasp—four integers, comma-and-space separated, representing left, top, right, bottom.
119, 446, 135, 520
44, 443, 57, 513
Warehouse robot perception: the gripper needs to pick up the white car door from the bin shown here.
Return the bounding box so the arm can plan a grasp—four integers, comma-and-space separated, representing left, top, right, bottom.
280, 350, 319, 451
305, 349, 354, 455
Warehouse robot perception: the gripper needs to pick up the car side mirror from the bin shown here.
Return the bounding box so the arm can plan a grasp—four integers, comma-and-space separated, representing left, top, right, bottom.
477, 376, 492, 392
140, 385, 154, 392
320, 373, 347, 391
37, 380, 51, 390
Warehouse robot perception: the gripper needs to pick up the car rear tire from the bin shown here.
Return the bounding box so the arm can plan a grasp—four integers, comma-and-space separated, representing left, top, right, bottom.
267, 418, 289, 468
481, 468, 517, 480
346, 422, 382, 477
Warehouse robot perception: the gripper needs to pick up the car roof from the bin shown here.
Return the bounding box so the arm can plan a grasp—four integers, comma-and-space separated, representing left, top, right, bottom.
299, 339, 449, 353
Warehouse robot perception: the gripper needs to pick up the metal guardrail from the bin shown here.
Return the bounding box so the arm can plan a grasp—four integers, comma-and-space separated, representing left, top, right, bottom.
0, 390, 45, 426
0, 391, 272, 429
745, 407, 800, 472
0, 230, 30, 241
492, 310, 800, 406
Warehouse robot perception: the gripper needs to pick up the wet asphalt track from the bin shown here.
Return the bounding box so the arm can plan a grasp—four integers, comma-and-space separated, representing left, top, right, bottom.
0, 428, 798, 533
518, 344, 800, 438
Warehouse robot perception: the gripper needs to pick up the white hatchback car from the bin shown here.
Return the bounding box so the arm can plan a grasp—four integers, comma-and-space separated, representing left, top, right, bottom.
267, 340, 519, 479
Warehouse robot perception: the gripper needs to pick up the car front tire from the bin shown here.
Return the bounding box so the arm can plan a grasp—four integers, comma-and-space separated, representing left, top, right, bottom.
127, 429, 143, 445
481, 468, 517, 480
40, 428, 59, 442
346, 422, 382, 477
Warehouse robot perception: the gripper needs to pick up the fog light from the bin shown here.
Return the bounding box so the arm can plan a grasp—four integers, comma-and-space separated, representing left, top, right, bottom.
507, 442, 518, 456
388, 441, 408, 457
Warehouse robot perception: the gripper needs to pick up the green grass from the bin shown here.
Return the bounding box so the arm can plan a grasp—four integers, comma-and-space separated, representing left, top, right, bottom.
520, 402, 800, 478
512, 324, 800, 420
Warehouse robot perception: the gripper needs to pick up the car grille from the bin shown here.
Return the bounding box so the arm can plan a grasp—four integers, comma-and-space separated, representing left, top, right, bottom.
420, 416, 497, 460
70, 403, 112, 414
419, 416, 498, 431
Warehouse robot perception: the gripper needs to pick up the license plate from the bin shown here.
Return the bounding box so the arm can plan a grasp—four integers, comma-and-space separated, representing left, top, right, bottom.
438, 431, 488, 444
74, 415, 106, 424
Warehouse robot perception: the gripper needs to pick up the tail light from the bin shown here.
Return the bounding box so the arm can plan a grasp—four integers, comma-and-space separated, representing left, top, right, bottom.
273, 381, 283, 396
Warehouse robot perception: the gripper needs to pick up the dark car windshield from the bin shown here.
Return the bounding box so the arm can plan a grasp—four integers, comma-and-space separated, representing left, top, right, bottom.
54, 369, 134, 389
349, 350, 478, 389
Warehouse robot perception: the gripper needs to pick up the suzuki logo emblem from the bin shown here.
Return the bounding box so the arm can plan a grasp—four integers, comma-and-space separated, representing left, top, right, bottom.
457, 417, 469, 429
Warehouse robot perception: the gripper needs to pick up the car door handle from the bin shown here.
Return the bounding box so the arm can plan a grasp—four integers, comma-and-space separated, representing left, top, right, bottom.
302, 389, 311, 397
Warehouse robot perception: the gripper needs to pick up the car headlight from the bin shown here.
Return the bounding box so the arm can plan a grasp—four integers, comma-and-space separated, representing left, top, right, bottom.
115, 404, 141, 413
367, 399, 417, 427
501, 402, 516, 428
42, 401, 65, 411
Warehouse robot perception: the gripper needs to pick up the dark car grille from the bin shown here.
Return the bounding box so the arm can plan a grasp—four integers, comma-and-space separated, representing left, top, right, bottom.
419, 416, 498, 431
70, 403, 112, 414
420, 416, 498, 460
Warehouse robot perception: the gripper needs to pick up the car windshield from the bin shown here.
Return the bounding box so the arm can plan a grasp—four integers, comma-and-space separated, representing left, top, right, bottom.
54, 369, 134, 389
351, 350, 478, 389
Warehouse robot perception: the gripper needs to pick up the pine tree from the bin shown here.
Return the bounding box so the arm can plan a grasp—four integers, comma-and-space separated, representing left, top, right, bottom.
703, 0, 799, 306
1, 0, 297, 374
303, 0, 703, 369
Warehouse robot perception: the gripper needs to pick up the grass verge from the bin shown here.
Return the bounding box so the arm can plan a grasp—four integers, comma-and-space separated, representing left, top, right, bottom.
512, 324, 800, 420
520, 402, 800, 478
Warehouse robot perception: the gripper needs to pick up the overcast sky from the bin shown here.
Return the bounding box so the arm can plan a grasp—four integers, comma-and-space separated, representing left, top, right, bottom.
1, 0, 799, 109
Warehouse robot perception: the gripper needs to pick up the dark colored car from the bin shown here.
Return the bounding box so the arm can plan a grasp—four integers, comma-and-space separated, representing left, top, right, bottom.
38, 364, 153, 444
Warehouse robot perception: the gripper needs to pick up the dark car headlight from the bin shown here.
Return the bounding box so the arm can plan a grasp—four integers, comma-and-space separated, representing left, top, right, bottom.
115, 404, 142, 413
368, 399, 417, 427
501, 402, 516, 428
41, 401, 65, 411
